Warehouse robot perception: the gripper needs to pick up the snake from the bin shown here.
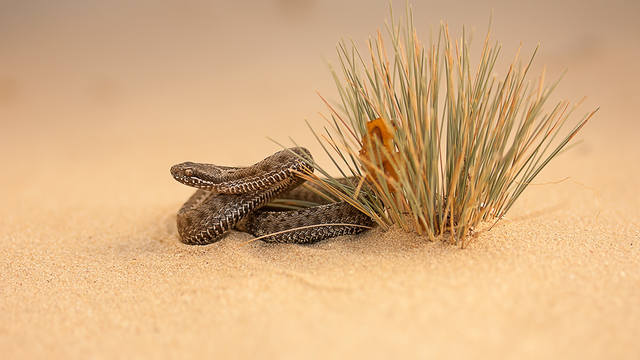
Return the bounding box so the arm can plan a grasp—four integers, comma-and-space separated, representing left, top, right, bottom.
170, 147, 374, 245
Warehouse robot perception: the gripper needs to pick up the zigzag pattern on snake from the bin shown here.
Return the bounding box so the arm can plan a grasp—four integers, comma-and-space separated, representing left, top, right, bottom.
170, 147, 373, 245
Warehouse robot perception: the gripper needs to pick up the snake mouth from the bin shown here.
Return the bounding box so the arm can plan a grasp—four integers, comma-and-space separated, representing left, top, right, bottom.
172, 174, 214, 189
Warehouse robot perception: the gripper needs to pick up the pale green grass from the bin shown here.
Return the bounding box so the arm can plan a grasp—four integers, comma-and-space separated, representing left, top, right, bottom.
292, 6, 597, 247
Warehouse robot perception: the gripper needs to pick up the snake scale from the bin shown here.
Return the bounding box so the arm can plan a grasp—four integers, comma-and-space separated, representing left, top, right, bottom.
170, 147, 373, 245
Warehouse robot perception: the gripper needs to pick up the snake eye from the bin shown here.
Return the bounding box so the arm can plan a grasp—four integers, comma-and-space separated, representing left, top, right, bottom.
184, 169, 194, 177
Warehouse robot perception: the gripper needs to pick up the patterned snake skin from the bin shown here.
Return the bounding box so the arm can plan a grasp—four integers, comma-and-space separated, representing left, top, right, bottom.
170, 147, 373, 245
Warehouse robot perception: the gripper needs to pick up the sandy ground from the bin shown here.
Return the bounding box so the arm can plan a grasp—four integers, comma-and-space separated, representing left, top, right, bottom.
1, 1, 639, 358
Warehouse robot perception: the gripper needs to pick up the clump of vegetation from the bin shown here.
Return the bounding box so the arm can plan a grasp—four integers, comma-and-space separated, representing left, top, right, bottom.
293, 7, 597, 247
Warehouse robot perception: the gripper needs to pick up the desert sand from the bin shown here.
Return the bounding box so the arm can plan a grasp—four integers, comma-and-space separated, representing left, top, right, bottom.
1, 1, 638, 358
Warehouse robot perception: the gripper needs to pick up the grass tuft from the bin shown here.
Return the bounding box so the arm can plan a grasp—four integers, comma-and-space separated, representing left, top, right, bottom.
293, 6, 597, 247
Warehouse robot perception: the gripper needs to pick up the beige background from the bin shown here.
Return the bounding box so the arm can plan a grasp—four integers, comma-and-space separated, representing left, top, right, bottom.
1, 0, 638, 358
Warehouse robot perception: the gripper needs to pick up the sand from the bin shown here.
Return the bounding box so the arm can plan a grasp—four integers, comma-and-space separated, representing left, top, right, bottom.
1, 1, 639, 358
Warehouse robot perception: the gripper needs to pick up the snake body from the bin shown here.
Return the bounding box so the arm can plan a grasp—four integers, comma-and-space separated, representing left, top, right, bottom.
170, 147, 373, 245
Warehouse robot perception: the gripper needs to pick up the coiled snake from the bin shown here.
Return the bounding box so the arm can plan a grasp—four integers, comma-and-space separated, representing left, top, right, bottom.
170, 147, 373, 245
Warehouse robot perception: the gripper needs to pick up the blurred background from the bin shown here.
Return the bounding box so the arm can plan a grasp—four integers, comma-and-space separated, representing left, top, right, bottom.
0, 0, 638, 207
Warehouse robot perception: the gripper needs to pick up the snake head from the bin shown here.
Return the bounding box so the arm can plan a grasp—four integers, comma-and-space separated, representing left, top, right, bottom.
170, 162, 222, 189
